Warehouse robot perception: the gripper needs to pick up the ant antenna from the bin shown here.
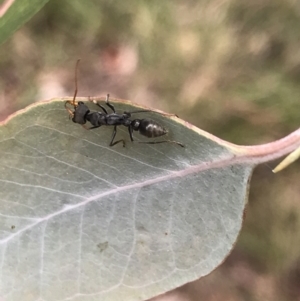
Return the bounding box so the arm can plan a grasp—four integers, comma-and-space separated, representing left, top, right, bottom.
65, 59, 81, 117
72, 59, 81, 106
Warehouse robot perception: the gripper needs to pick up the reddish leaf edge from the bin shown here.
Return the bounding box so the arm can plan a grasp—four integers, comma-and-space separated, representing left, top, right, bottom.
1, 97, 300, 171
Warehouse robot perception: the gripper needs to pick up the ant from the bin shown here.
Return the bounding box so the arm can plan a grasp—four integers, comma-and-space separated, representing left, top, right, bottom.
65, 60, 184, 148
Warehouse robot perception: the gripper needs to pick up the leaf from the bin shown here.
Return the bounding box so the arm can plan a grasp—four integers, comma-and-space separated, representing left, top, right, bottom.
0, 97, 299, 301
0, 0, 49, 45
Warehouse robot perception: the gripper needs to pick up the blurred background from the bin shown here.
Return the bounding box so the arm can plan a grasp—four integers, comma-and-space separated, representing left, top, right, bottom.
0, 0, 300, 300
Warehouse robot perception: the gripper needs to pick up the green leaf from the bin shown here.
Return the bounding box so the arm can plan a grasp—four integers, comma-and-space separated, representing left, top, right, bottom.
0, 0, 50, 45
0, 97, 299, 301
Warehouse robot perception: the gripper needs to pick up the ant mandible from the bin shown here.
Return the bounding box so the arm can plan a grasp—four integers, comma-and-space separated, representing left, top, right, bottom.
65, 60, 184, 148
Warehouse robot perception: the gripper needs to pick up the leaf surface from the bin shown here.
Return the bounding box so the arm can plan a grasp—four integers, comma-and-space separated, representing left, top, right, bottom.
0, 0, 49, 45
0, 97, 299, 301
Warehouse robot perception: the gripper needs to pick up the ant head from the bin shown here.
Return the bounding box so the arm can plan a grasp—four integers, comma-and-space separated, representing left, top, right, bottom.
72, 102, 90, 124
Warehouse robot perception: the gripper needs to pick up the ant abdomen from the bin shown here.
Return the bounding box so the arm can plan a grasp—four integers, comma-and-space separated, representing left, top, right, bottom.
132, 118, 167, 138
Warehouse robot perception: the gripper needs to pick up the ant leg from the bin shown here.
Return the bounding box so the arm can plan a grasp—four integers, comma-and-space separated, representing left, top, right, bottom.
95, 103, 108, 114
88, 126, 101, 130
128, 126, 134, 142
105, 94, 116, 113
78, 124, 100, 130
89, 96, 108, 114
110, 126, 125, 147
138, 140, 185, 147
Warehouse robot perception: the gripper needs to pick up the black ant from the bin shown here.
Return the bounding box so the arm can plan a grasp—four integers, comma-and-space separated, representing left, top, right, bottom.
65, 60, 184, 148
